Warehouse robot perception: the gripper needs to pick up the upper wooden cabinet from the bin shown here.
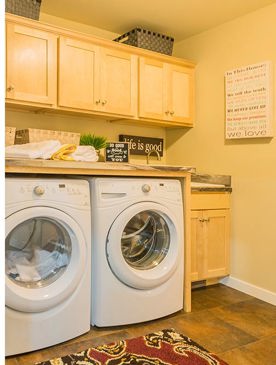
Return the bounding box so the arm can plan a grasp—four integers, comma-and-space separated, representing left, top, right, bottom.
5, 14, 195, 127
6, 22, 57, 106
139, 57, 194, 126
59, 37, 137, 117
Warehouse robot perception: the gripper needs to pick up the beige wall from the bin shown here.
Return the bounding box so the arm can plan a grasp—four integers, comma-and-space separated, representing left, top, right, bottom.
167, 3, 276, 292
39, 12, 119, 40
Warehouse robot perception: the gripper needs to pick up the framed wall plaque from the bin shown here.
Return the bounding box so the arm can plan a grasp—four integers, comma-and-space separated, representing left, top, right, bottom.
225, 61, 273, 139
105, 142, 129, 163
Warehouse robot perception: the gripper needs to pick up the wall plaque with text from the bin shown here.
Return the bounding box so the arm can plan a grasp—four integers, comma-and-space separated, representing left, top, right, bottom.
225, 61, 273, 139
105, 142, 129, 163
119, 135, 164, 156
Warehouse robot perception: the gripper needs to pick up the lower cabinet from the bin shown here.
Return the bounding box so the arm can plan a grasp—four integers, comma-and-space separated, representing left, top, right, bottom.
191, 192, 230, 282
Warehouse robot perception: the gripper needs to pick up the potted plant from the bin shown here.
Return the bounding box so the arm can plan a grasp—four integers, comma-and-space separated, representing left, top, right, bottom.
79, 133, 107, 161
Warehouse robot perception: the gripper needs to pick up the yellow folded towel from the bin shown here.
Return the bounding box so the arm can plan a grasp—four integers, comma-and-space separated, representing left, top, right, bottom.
50, 144, 77, 161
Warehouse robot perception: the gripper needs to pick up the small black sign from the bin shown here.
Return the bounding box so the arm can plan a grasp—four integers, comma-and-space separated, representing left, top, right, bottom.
119, 135, 164, 156
105, 142, 129, 163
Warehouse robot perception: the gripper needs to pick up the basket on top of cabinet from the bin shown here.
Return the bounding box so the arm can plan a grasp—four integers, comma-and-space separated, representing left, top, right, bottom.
114, 28, 174, 55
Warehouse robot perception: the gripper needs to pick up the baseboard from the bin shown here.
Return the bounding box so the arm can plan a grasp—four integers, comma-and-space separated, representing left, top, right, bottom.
220, 276, 276, 306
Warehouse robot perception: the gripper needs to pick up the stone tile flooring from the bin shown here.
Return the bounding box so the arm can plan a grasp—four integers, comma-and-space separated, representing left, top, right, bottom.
5, 284, 276, 365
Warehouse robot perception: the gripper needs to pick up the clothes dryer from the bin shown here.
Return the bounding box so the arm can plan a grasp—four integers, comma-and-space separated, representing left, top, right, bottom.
5, 178, 91, 355
89, 178, 184, 326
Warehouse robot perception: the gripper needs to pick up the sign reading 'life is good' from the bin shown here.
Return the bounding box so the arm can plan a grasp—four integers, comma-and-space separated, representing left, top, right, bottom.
225, 61, 273, 139
119, 135, 164, 156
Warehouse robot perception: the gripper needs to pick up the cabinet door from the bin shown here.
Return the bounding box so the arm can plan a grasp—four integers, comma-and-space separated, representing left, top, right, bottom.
166, 64, 195, 125
6, 23, 57, 105
191, 210, 205, 282
100, 48, 137, 116
58, 37, 100, 111
139, 57, 165, 120
204, 209, 230, 279
191, 209, 230, 282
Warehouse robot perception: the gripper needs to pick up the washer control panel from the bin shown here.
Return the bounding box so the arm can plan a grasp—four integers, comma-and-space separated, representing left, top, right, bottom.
6, 178, 90, 207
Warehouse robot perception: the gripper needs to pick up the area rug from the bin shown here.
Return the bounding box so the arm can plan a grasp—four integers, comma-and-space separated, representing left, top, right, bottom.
36, 328, 229, 365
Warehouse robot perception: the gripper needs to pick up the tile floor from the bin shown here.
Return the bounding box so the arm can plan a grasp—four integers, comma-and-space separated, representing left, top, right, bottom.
5, 284, 276, 365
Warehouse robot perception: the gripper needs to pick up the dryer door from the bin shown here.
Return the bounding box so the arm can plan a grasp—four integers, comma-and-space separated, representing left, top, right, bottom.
5, 206, 87, 313
106, 202, 182, 289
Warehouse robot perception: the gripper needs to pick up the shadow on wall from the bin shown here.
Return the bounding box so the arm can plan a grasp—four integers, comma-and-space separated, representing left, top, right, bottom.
165, 127, 192, 149
224, 137, 273, 146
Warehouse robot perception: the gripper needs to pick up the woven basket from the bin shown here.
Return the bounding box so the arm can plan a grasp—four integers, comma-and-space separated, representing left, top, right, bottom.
114, 28, 174, 55
5, 0, 42, 20
14, 128, 80, 145
5, 126, 16, 146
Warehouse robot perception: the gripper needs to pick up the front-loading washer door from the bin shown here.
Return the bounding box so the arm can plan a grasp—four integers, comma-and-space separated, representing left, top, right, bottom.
106, 202, 182, 289
5, 206, 87, 313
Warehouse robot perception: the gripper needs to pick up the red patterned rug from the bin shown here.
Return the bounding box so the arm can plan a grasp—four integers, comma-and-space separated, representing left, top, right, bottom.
36, 328, 229, 365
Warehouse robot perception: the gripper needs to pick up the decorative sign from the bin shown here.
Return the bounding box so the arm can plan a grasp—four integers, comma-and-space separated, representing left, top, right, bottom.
119, 135, 164, 156
225, 61, 273, 139
105, 142, 129, 163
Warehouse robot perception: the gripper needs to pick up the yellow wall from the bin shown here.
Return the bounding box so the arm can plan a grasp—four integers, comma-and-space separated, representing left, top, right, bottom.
167, 3, 276, 292
39, 12, 119, 40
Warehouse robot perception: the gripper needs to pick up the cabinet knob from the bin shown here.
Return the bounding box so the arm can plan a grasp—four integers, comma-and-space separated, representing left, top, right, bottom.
165, 110, 170, 115
170, 111, 175, 116
7, 85, 15, 92
101, 100, 107, 105
95, 99, 101, 104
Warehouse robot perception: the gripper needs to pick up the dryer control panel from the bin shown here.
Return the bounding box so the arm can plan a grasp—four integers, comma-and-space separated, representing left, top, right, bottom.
94, 178, 183, 207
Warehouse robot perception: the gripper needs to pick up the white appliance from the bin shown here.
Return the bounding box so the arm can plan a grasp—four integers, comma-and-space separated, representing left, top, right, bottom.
89, 177, 184, 327
5, 178, 91, 355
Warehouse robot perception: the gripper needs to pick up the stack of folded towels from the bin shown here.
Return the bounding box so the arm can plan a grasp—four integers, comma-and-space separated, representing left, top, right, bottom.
5, 140, 99, 162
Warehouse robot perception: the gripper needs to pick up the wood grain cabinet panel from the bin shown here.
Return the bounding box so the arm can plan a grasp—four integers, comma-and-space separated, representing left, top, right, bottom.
191, 193, 230, 282
6, 22, 57, 106
59, 37, 137, 117
139, 57, 194, 126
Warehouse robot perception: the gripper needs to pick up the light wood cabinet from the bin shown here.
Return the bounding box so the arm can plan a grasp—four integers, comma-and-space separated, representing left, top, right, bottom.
6, 22, 57, 106
191, 193, 230, 282
139, 57, 194, 126
59, 37, 137, 117
5, 14, 195, 127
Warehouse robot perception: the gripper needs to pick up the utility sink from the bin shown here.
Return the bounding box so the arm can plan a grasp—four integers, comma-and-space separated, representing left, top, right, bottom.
148, 165, 195, 172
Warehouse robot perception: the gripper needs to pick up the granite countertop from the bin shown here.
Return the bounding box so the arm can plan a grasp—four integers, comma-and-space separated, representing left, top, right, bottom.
191, 173, 232, 192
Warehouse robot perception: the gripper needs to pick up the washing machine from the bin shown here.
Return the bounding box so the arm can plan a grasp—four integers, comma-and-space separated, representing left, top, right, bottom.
89, 177, 184, 327
5, 177, 91, 356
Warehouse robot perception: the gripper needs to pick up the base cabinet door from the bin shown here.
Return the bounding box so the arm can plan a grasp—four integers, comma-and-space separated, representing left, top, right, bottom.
191, 205, 230, 282
6, 22, 57, 106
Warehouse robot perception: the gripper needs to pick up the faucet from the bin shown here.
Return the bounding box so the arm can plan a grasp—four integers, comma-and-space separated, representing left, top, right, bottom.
147, 149, 161, 164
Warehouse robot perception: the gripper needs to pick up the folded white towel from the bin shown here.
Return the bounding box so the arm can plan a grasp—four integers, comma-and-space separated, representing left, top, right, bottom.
5, 140, 61, 159
70, 145, 99, 162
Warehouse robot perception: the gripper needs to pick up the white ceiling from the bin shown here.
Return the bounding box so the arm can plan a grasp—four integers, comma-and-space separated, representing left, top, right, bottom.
40, 0, 276, 41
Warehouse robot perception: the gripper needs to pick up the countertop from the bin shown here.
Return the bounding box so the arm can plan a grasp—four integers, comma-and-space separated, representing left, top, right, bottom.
5, 159, 232, 191
5, 159, 194, 177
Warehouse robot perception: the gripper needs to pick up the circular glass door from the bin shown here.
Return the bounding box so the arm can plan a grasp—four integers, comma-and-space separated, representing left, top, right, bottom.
121, 210, 170, 270
5, 207, 87, 313
107, 202, 182, 290
6, 217, 71, 288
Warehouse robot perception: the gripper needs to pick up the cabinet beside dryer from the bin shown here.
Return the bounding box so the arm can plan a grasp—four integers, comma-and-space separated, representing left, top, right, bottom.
191, 192, 231, 282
